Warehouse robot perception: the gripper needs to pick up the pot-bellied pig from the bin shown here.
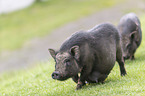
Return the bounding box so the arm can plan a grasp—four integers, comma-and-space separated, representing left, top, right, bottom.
49, 23, 127, 90
118, 13, 142, 60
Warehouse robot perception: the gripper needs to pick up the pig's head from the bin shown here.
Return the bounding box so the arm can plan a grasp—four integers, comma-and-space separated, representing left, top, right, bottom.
49, 45, 80, 81
121, 31, 138, 60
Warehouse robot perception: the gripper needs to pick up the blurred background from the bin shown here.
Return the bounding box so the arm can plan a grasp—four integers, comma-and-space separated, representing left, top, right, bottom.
0, 0, 34, 14
0, 0, 144, 74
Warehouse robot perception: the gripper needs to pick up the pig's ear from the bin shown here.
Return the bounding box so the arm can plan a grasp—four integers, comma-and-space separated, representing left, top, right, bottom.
70, 45, 80, 60
135, 22, 139, 31
130, 22, 139, 39
48, 49, 56, 59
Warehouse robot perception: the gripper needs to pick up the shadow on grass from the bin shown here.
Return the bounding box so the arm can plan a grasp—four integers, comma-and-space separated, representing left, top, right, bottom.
82, 80, 110, 90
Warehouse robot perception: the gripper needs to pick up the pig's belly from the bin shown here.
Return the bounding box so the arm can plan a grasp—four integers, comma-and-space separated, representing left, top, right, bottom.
86, 71, 108, 83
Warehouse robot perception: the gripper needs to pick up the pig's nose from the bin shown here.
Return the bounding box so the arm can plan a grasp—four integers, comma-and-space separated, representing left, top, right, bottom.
52, 71, 60, 79
123, 55, 129, 60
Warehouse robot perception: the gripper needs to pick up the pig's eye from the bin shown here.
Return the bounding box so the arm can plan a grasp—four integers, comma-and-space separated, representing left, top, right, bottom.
65, 59, 71, 65
126, 44, 131, 49
125, 43, 131, 48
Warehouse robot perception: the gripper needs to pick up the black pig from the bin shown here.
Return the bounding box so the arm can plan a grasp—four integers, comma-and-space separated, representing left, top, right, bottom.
49, 23, 127, 90
118, 13, 142, 60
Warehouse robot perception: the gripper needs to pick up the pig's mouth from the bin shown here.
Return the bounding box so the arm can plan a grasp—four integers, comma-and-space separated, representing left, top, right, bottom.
123, 55, 130, 60
123, 53, 131, 60
56, 76, 70, 81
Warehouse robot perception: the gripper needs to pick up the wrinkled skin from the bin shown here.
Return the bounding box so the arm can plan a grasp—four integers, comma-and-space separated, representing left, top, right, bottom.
49, 23, 127, 90
118, 13, 142, 60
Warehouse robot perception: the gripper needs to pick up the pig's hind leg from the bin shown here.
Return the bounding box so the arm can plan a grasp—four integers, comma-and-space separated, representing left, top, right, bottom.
116, 44, 127, 76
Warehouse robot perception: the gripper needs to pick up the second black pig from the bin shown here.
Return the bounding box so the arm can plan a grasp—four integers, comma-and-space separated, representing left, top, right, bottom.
49, 23, 127, 90
118, 13, 142, 60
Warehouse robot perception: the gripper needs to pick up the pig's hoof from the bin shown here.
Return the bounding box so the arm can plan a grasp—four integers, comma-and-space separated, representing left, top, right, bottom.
121, 72, 127, 76
76, 84, 82, 90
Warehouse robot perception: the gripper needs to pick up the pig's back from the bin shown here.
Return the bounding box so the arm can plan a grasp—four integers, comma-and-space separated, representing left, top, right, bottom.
88, 23, 119, 74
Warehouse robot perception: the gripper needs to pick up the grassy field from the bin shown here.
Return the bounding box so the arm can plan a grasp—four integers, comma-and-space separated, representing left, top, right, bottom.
0, 0, 119, 52
0, 15, 145, 96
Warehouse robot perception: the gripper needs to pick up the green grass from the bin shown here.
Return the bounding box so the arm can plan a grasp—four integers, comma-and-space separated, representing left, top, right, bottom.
0, 15, 145, 96
0, 58, 145, 95
0, 0, 120, 52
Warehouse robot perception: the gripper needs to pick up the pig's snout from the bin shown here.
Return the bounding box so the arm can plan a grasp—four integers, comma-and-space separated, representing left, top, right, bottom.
123, 55, 130, 60
52, 71, 60, 79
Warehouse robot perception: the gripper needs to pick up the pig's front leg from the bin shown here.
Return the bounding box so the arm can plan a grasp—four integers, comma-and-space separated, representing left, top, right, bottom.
76, 62, 93, 90
72, 74, 79, 83
76, 77, 86, 90
76, 67, 90, 90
